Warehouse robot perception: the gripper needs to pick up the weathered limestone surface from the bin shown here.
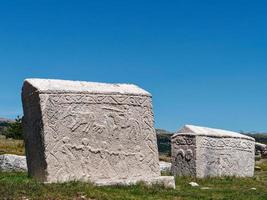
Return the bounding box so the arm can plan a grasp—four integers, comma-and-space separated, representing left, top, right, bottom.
22, 78, 175, 188
171, 125, 255, 178
0, 154, 27, 172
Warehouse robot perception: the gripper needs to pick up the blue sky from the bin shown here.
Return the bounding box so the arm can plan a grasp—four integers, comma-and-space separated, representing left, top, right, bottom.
0, 0, 267, 132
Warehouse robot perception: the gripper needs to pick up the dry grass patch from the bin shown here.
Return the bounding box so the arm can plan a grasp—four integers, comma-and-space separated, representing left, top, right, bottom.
0, 138, 25, 155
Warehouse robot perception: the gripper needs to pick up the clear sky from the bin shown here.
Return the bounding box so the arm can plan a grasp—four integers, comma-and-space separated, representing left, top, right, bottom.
0, 0, 267, 132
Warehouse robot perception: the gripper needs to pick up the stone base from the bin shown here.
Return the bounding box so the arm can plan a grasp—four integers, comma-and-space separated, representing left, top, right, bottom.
94, 176, 176, 189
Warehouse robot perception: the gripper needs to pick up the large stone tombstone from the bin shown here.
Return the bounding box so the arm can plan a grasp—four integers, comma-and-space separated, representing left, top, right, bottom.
171, 125, 255, 178
22, 78, 175, 188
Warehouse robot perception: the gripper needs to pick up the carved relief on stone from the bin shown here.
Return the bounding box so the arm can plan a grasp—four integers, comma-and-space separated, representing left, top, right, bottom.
22, 79, 176, 188
199, 137, 254, 152
171, 125, 255, 178
171, 135, 196, 177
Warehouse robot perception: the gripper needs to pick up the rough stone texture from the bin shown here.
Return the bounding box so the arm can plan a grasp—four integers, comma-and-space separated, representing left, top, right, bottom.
22, 78, 175, 188
95, 176, 175, 189
171, 125, 255, 178
0, 154, 27, 172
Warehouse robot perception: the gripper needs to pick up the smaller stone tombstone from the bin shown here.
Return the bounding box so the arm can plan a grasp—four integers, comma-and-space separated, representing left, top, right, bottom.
22, 78, 175, 188
171, 125, 255, 178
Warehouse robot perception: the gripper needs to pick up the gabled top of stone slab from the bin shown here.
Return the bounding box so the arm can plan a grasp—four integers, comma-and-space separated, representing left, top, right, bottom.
172, 125, 254, 141
23, 78, 151, 96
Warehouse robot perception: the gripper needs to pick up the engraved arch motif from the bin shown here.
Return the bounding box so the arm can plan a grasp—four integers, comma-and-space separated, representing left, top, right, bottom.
185, 149, 193, 161
176, 149, 185, 159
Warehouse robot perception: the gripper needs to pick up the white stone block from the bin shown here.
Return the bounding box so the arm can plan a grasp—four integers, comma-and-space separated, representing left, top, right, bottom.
171, 125, 255, 178
0, 154, 27, 172
22, 78, 175, 188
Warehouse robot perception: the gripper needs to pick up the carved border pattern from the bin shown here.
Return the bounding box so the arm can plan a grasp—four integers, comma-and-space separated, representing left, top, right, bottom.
41, 94, 152, 108
199, 137, 254, 153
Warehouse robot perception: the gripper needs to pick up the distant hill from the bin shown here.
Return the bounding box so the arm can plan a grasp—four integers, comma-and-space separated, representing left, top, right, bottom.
0, 117, 14, 135
0, 117, 14, 124
156, 129, 173, 135
245, 133, 267, 144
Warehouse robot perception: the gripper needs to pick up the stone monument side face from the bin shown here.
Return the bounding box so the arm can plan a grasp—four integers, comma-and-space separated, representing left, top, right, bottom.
171, 135, 196, 176
22, 81, 160, 183
196, 136, 255, 178
22, 82, 47, 181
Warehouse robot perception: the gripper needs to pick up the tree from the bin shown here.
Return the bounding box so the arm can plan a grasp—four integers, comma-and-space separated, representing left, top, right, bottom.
3, 116, 23, 140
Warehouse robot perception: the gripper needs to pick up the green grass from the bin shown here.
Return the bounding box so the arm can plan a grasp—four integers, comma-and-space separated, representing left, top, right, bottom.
1, 138, 267, 199
0, 138, 25, 155
1, 170, 267, 200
